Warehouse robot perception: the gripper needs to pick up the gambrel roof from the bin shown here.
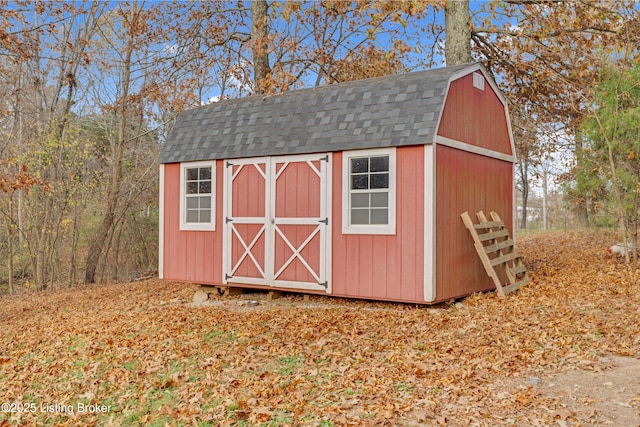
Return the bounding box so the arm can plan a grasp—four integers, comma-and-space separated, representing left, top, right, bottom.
159, 63, 475, 164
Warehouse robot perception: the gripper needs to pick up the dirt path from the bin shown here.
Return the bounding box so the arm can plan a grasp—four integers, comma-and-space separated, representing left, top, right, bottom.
500, 355, 640, 426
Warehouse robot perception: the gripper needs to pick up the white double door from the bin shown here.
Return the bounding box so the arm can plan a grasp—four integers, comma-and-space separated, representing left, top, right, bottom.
222, 153, 331, 292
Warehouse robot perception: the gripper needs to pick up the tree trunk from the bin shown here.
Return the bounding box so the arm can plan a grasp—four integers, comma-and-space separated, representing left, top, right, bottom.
69, 202, 80, 286
84, 28, 134, 284
573, 135, 589, 226
521, 184, 529, 230
16, 65, 24, 246
542, 168, 548, 230
251, 0, 271, 94
518, 161, 529, 229
633, 207, 638, 263
445, 0, 471, 66
8, 195, 14, 295
607, 143, 630, 263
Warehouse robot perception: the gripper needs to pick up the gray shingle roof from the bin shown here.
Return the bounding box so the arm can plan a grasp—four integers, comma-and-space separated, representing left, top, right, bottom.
159, 63, 474, 164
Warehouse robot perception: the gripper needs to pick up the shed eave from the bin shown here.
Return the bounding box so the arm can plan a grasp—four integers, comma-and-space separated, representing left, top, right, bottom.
157, 140, 437, 164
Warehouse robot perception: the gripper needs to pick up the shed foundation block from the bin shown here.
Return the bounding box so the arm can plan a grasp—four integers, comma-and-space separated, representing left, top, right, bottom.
267, 291, 283, 301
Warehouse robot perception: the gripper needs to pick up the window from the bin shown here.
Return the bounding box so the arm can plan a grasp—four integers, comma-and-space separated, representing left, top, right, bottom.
342, 148, 396, 234
473, 71, 485, 91
180, 161, 216, 231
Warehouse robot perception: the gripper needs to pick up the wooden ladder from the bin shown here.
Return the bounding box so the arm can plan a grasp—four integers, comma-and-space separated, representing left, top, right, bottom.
461, 211, 530, 297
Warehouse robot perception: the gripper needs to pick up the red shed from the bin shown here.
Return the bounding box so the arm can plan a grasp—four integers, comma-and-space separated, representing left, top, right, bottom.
158, 63, 515, 304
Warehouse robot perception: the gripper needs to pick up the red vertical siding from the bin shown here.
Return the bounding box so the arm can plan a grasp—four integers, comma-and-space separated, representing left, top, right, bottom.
435, 145, 513, 301
229, 162, 267, 281
276, 162, 320, 218
437, 73, 512, 155
275, 161, 321, 218
272, 159, 323, 284
163, 162, 223, 284
331, 146, 425, 303
232, 164, 265, 218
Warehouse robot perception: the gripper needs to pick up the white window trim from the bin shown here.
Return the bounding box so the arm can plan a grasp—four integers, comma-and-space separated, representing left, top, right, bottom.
342, 147, 396, 235
473, 71, 485, 91
180, 160, 216, 231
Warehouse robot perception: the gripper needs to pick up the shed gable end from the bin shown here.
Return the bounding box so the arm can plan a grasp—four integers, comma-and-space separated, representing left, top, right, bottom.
436, 73, 512, 156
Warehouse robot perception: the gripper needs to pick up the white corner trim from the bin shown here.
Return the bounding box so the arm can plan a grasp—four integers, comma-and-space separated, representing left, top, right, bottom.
512, 167, 517, 242
158, 164, 165, 279
179, 160, 216, 231
434, 135, 515, 163
341, 147, 397, 235
324, 153, 333, 294
424, 145, 435, 302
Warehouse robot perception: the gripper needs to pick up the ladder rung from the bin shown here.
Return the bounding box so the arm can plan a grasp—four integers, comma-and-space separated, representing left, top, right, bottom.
510, 264, 527, 275
478, 228, 509, 242
473, 220, 504, 229
517, 276, 531, 286
506, 276, 531, 292
490, 251, 519, 266
484, 239, 514, 254
501, 282, 521, 294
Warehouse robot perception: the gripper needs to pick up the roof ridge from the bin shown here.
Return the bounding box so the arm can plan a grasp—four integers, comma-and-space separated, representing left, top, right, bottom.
192, 62, 477, 110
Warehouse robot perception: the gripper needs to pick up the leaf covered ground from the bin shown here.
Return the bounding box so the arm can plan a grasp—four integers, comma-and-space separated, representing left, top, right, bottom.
0, 230, 639, 426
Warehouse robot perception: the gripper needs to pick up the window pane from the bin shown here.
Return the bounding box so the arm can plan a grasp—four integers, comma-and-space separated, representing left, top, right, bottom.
351, 208, 369, 224
183, 164, 214, 227
351, 193, 369, 208
351, 175, 368, 190
371, 192, 388, 207
187, 168, 198, 180
186, 197, 199, 209
200, 209, 211, 223
351, 157, 369, 174
370, 173, 389, 189
186, 210, 199, 223
370, 156, 389, 172
187, 182, 199, 194
199, 181, 211, 194
199, 167, 212, 180
370, 208, 388, 224
200, 195, 211, 209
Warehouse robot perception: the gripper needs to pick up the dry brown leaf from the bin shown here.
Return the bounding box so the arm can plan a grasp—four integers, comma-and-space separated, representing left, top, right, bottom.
0, 230, 638, 426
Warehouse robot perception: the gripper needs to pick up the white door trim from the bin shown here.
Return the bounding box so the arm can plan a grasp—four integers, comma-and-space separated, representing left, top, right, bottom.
222, 157, 270, 286
223, 153, 331, 292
